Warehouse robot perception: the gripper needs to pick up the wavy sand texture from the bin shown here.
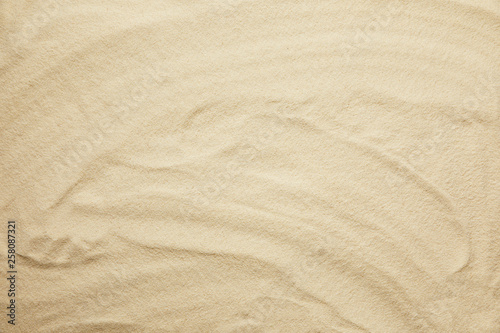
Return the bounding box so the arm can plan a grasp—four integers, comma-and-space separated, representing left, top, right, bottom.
0, 0, 499, 332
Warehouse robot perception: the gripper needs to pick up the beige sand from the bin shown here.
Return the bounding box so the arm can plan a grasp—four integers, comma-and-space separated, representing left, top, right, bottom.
0, 0, 499, 332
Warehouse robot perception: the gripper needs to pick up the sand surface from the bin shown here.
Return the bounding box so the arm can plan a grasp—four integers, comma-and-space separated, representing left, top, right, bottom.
1, 0, 499, 332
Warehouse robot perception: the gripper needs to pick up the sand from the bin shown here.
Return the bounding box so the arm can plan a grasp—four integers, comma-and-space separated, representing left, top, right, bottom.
0, 0, 499, 332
